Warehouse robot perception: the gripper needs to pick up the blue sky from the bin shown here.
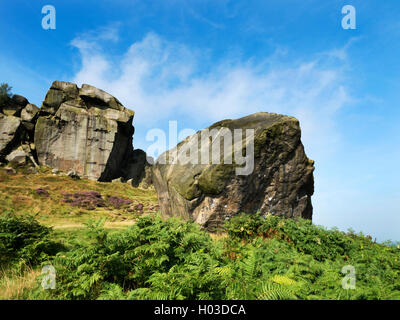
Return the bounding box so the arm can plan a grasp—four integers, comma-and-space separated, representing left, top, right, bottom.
1, 0, 399, 242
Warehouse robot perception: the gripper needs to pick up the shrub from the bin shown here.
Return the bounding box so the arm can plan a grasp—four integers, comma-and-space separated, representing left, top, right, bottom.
105, 195, 132, 209
45, 214, 226, 300
62, 191, 105, 210
61, 191, 132, 210
226, 213, 355, 260
224, 213, 400, 299
0, 213, 62, 268
0, 83, 12, 107
28, 213, 400, 300
36, 188, 50, 197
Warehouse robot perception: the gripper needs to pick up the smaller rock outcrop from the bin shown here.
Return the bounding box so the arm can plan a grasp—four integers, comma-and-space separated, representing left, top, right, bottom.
0, 93, 38, 166
34, 81, 135, 181
0, 80, 152, 188
0, 114, 23, 158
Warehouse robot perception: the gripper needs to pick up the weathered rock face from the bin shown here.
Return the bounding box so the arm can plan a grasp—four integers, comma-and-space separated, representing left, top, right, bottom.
2, 94, 29, 117
21, 104, 39, 123
6, 149, 28, 165
153, 112, 315, 231
0, 93, 38, 164
0, 114, 23, 158
34, 81, 135, 181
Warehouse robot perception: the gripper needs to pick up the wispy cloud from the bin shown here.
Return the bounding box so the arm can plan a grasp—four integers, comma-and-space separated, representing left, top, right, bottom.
70, 23, 121, 52
186, 7, 225, 29
321, 37, 361, 61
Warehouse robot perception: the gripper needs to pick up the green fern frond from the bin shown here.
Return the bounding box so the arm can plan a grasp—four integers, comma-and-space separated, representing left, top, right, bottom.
257, 282, 297, 300
270, 275, 297, 286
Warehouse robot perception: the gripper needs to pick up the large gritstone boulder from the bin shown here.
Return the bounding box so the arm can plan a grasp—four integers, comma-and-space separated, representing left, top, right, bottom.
34, 81, 135, 181
153, 112, 315, 231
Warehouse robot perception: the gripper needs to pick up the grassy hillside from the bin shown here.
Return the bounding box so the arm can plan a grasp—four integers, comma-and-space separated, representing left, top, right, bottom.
0, 165, 159, 228
0, 166, 399, 300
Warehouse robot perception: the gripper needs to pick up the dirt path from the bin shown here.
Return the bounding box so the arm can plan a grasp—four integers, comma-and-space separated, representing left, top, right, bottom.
52, 220, 136, 230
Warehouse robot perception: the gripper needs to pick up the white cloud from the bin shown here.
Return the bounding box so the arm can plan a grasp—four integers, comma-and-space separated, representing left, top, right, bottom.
70, 31, 352, 161
70, 24, 120, 51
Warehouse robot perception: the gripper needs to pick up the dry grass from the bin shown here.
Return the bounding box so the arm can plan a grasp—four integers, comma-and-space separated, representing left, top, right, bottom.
0, 266, 40, 300
210, 232, 228, 241
52, 220, 137, 230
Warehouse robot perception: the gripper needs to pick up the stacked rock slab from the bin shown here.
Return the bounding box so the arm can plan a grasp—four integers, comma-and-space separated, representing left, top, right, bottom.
153, 112, 315, 231
34, 81, 135, 181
